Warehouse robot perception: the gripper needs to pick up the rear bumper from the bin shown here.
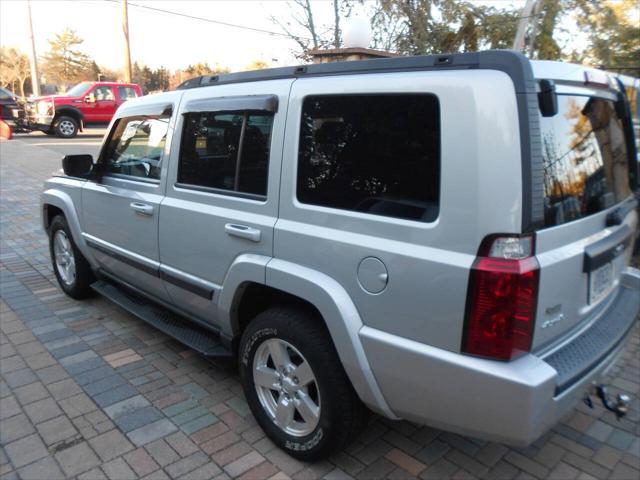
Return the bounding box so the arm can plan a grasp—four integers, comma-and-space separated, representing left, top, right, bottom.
360, 268, 639, 446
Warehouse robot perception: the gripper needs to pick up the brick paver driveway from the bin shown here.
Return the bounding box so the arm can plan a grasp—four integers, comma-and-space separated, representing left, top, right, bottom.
1, 138, 639, 480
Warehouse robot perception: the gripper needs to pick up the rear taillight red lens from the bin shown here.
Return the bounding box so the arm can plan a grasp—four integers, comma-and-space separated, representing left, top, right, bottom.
462, 236, 539, 361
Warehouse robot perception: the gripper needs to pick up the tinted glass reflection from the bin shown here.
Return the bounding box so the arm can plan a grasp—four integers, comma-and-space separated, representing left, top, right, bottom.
541, 95, 631, 227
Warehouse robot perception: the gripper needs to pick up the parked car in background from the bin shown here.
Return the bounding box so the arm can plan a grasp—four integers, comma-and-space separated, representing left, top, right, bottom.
41, 51, 639, 460
0, 87, 25, 130
26, 81, 142, 138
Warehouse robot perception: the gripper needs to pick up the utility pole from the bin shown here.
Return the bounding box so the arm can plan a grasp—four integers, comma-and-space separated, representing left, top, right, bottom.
527, 0, 545, 58
26, 0, 40, 96
512, 0, 537, 52
122, 0, 132, 83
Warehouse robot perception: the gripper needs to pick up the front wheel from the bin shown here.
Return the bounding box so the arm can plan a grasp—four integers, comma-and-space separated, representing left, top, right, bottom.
53, 115, 78, 138
49, 215, 94, 299
239, 307, 367, 460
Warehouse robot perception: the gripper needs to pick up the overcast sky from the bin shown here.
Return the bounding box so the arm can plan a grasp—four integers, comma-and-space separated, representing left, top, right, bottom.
0, 0, 526, 73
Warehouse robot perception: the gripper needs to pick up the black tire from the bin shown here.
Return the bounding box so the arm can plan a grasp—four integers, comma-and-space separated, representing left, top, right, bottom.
53, 115, 78, 138
49, 215, 94, 299
239, 307, 368, 461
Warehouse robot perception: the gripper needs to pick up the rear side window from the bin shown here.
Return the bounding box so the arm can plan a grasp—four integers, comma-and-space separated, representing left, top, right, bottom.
118, 86, 138, 101
178, 111, 273, 197
541, 95, 631, 227
297, 94, 440, 222
100, 116, 169, 180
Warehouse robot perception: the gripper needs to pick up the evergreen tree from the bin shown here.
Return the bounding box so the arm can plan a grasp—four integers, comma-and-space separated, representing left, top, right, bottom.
42, 28, 92, 85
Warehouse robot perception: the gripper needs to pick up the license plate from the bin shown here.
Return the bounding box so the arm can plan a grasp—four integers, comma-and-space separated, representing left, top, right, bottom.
589, 261, 614, 304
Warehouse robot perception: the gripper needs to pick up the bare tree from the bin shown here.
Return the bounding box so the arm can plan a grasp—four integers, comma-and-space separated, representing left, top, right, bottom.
270, 1, 357, 59
0, 47, 31, 97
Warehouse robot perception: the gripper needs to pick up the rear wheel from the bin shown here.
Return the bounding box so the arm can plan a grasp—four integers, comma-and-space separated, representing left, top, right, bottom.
49, 215, 94, 299
53, 115, 78, 138
239, 307, 367, 460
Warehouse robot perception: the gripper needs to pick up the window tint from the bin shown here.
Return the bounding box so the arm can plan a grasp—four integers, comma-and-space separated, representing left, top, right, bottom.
100, 116, 169, 180
178, 111, 273, 196
118, 86, 138, 101
297, 95, 440, 222
541, 95, 631, 227
94, 86, 114, 101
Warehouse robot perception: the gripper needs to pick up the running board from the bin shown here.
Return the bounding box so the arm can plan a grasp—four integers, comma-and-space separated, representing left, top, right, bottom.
91, 280, 232, 358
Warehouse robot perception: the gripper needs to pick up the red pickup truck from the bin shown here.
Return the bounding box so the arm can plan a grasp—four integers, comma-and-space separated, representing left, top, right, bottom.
26, 81, 142, 138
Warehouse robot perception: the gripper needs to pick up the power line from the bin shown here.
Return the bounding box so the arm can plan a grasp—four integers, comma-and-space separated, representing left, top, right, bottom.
102, 0, 540, 43
102, 0, 313, 40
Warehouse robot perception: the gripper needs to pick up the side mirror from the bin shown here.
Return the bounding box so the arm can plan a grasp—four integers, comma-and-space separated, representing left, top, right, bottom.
538, 79, 558, 117
62, 154, 93, 177
84, 93, 96, 103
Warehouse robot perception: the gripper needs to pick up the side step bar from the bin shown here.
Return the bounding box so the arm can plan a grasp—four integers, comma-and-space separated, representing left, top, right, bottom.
91, 280, 232, 359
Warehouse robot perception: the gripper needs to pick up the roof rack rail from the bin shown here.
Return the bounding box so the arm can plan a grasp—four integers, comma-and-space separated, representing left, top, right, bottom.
174, 50, 532, 92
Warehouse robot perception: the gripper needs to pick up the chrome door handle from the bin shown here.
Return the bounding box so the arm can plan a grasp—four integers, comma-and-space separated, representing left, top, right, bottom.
225, 223, 261, 242
129, 202, 153, 216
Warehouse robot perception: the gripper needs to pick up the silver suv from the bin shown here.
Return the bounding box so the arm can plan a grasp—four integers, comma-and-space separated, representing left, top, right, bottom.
42, 51, 640, 460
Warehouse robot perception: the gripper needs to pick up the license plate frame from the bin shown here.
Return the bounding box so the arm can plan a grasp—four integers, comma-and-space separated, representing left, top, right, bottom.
588, 261, 615, 304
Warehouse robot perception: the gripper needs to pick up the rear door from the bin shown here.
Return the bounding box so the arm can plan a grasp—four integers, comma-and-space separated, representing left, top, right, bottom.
532, 86, 638, 352
82, 102, 174, 298
158, 80, 292, 326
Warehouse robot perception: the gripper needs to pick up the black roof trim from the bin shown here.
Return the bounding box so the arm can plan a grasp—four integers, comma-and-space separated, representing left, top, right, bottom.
176, 50, 532, 93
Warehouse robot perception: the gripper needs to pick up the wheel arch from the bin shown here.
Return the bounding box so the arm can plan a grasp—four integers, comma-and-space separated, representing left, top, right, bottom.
41, 189, 97, 268
54, 106, 84, 130
217, 255, 398, 419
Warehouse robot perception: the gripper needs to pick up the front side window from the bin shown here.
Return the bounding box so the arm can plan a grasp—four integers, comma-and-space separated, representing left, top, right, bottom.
100, 116, 169, 180
94, 86, 115, 101
118, 86, 138, 101
541, 95, 631, 227
297, 94, 440, 222
178, 111, 273, 196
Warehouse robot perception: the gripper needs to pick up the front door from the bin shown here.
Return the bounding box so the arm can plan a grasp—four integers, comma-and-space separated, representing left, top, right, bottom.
87, 86, 117, 123
82, 108, 172, 298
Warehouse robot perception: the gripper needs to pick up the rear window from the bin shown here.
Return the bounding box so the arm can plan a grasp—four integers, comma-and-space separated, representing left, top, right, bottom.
297, 94, 440, 222
541, 95, 631, 227
118, 86, 138, 101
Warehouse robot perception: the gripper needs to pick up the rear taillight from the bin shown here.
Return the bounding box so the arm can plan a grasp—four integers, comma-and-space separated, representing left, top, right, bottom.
462, 235, 539, 361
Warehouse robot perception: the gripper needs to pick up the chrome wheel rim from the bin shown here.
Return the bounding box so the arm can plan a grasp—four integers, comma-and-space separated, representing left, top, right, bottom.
253, 338, 321, 437
53, 230, 76, 286
59, 120, 75, 136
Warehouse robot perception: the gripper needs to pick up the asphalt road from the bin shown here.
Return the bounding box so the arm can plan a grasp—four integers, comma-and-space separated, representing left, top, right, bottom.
10, 126, 106, 159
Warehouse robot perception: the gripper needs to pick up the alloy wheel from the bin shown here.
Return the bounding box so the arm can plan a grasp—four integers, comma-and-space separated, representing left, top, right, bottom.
59, 120, 75, 136
253, 338, 321, 437
53, 230, 76, 286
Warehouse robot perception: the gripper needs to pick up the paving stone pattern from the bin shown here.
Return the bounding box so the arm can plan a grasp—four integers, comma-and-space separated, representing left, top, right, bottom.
1, 138, 639, 479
